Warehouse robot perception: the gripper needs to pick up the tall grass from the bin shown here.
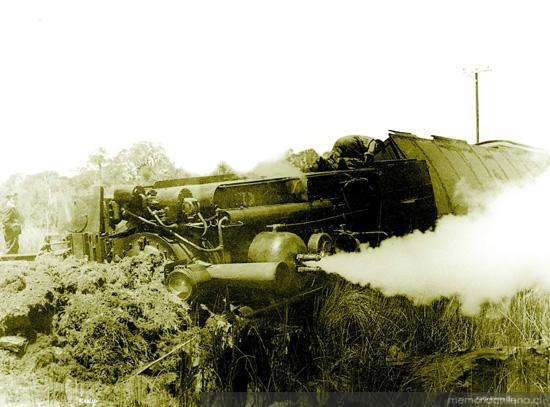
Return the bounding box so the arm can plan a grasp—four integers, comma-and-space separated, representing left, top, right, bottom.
309, 280, 550, 392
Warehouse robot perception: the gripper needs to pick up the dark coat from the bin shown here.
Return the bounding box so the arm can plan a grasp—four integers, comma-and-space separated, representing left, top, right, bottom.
2, 203, 22, 254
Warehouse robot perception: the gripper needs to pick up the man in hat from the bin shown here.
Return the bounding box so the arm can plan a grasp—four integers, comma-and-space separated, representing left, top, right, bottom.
1, 193, 23, 254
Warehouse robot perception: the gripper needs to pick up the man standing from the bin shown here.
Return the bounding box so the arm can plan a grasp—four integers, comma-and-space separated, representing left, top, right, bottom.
2, 193, 23, 254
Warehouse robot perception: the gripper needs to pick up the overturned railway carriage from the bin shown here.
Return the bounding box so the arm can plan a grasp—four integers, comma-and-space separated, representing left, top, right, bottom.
61, 132, 550, 300
379, 131, 550, 216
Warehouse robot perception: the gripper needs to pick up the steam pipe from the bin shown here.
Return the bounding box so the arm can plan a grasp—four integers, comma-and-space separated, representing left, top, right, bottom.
220, 200, 335, 225
217, 216, 228, 262
125, 210, 226, 255
198, 213, 208, 236
296, 253, 322, 262
297, 266, 323, 272
147, 207, 178, 229
125, 210, 194, 260
238, 286, 325, 318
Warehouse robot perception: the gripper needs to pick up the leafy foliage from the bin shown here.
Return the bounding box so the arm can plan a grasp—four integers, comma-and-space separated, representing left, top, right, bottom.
0, 141, 189, 252
1, 255, 191, 382
73, 142, 189, 189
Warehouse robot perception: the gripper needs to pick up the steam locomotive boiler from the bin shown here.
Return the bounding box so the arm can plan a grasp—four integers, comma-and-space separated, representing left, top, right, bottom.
61, 131, 550, 301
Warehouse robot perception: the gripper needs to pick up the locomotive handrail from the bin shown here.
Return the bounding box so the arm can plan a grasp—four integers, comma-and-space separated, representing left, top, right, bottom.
265, 207, 372, 230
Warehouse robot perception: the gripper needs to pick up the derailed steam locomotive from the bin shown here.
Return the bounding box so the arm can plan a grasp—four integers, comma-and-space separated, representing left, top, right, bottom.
56, 131, 550, 301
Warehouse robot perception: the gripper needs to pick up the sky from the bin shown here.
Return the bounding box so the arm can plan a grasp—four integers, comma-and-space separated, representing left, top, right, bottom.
1, 1, 550, 183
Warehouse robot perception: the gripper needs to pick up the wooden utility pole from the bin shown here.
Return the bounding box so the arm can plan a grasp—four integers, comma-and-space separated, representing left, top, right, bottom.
475, 71, 479, 143
465, 67, 491, 144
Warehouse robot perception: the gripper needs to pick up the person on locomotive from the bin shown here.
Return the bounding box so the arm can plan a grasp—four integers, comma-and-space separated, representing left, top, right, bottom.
317, 135, 383, 171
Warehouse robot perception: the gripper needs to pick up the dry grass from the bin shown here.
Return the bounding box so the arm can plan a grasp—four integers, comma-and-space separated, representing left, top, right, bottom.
476, 289, 550, 346
311, 282, 413, 391
309, 279, 550, 392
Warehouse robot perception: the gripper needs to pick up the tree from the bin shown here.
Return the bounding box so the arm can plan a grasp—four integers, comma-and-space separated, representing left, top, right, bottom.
0, 141, 190, 244
105, 142, 187, 185
88, 148, 108, 185
212, 161, 236, 176
70, 142, 189, 190
1, 171, 71, 231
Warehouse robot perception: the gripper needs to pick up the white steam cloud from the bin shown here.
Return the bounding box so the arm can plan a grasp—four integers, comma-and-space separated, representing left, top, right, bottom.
245, 155, 304, 179
316, 169, 550, 315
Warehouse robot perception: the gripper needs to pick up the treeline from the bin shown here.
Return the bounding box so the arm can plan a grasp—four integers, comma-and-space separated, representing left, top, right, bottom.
0, 141, 320, 234
0, 142, 232, 232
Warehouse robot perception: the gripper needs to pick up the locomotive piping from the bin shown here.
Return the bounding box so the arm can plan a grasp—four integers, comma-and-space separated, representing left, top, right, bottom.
125, 209, 227, 256
265, 207, 371, 229
147, 207, 178, 229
